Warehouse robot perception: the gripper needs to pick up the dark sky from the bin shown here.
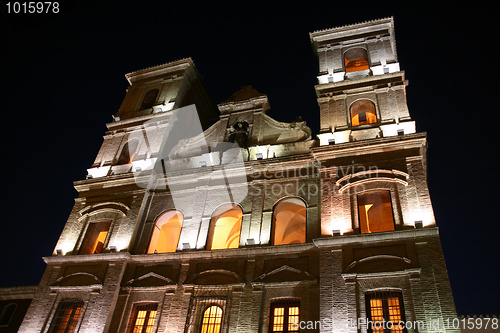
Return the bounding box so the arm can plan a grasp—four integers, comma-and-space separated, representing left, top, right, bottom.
1, 1, 498, 315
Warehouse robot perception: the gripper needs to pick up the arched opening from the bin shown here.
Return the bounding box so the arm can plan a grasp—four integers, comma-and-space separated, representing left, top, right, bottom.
140, 89, 159, 110
200, 305, 223, 333
350, 100, 377, 126
206, 204, 242, 250
344, 47, 369, 73
79, 220, 111, 254
0, 303, 17, 326
117, 139, 139, 165
272, 198, 306, 245
147, 210, 183, 254
357, 190, 395, 234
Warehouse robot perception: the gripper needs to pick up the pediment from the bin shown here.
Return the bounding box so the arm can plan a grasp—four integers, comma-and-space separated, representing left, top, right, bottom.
125, 272, 174, 287
186, 269, 244, 285
344, 255, 413, 274
52, 272, 102, 287
253, 265, 315, 283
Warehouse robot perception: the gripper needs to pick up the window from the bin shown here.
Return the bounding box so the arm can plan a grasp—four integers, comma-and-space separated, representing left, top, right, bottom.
344, 48, 369, 73
268, 299, 300, 333
365, 292, 406, 333
350, 100, 377, 126
200, 305, 223, 333
48, 300, 83, 333
79, 220, 111, 254
126, 303, 158, 333
117, 139, 139, 165
272, 198, 306, 245
357, 190, 395, 234
0, 303, 17, 326
147, 210, 183, 253
206, 204, 242, 250
140, 89, 159, 110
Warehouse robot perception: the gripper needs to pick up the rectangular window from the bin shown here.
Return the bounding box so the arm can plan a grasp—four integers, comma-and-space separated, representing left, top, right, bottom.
48, 300, 83, 333
79, 220, 111, 254
126, 303, 158, 333
366, 292, 406, 333
358, 190, 395, 234
269, 299, 300, 333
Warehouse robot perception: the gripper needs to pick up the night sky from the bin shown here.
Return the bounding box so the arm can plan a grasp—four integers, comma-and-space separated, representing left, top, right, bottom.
1, 1, 498, 315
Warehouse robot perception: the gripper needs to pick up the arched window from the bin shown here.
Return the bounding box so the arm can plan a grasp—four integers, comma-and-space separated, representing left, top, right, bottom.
48, 300, 84, 333
79, 220, 111, 254
206, 204, 242, 250
200, 305, 223, 333
344, 47, 369, 73
147, 210, 183, 254
140, 89, 159, 110
350, 100, 377, 126
357, 190, 395, 234
117, 139, 139, 165
0, 303, 17, 326
272, 198, 306, 245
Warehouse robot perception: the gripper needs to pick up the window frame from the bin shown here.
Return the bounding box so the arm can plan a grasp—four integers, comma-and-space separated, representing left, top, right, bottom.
125, 302, 158, 333
349, 99, 379, 128
147, 210, 184, 254
47, 300, 84, 333
268, 299, 300, 333
271, 197, 307, 246
356, 189, 396, 234
365, 291, 407, 333
199, 304, 224, 333
206, 203, 243, 250
78, 220, 112, 255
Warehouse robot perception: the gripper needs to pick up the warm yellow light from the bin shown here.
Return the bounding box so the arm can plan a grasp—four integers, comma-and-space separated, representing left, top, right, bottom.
147, 211, 183, 254
209, 209, 242, 250
273, 198, 306, 245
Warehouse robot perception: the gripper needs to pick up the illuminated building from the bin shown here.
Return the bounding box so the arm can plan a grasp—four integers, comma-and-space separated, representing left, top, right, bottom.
18, 17, 459, 333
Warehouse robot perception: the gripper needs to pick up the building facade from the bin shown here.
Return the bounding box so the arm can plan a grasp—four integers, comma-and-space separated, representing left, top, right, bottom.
19, 18, 459, 333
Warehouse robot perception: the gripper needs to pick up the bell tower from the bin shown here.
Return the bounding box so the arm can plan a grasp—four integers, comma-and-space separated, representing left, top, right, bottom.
311, 17, 416, 145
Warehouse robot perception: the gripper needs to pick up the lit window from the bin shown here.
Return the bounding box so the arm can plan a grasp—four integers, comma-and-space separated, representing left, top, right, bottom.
206, 204, 242, 250
344, 48, 369, 73
366, 292, 406, 333
140, 89, 159, 110
357, 190, 395, 234
200, 305, 223, 333
79, 220, 111, 254
0, 303, 17, 326
117, 139, 139, 165
268, 299, 300, 333
147, 210, 183, 253
350, 100, 377, 126
48, 300, 83, 333
126, 303, 158, 333
272, 198, 306, 245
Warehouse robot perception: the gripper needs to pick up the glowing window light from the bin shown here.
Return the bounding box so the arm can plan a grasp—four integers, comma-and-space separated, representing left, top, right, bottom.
147, 210, 183, 254
126, 303, 158, 333
79, 220, 111, 254
269, 299, 300, 333
344, 47, 370, 73
357, 190, 395, 234
200, 305, 223, 333
350, 100, 377, 126
366, 292, 406, 333
272, 198, 306, 245
206, 204, 242, 250
117, 139, 139, 165
48, 300, 83, 333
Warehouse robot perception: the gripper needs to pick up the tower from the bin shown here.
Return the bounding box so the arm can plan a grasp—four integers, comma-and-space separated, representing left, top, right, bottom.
19, 18, 458, 333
